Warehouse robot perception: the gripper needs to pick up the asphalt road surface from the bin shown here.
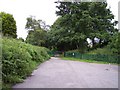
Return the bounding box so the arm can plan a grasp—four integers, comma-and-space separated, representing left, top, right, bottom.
13, 57, 118, 88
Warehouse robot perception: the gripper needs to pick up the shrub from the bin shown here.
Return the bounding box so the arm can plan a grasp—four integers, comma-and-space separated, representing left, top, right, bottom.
87, 47, 113, 55
2, 37, 50, 88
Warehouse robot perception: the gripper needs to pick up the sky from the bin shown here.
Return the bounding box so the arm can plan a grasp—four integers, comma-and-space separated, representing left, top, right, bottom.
0, 0, 119, 39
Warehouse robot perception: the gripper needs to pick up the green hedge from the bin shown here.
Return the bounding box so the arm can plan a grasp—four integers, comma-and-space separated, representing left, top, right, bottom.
1, 38, 50, 88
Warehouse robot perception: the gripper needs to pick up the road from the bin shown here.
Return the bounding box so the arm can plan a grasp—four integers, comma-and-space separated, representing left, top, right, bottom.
12, 57, 118, 88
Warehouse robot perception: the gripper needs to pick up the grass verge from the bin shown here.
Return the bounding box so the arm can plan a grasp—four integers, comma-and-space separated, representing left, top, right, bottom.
61, 57, 118, 65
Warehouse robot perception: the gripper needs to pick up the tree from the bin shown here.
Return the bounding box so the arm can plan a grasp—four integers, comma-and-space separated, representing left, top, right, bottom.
47, 16, 87, 52
25, 16, 41, 30
26, 29, 47, 46
25, 16, 50, 31
87, 2, 118, 49
25, 16, 48, 47
108, 32, 120, 55
0, 12, 17, 38
48, 1, 118, 52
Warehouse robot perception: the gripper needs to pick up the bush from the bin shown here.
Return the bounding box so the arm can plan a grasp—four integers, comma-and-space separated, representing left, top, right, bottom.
87, 47, 113, 55
2, 37, 50, 88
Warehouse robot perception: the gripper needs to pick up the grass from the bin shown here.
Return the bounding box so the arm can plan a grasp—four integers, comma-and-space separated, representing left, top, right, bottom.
61, 57, 118, 65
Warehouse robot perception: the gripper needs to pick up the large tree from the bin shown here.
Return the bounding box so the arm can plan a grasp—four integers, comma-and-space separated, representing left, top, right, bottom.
48, 1, 118, 52
26, 29, 47, 46
0, 12, 17, 38
25, 16, 48, 47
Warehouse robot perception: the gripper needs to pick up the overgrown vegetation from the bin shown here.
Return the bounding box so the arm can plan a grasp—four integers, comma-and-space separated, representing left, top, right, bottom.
2, 37, 50, 89
1, 1, 119, 88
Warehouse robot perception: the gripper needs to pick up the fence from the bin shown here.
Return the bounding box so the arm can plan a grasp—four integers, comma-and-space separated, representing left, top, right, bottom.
48, 51, 54, 57
48, 51, 63, 57
64, 52, 120, 64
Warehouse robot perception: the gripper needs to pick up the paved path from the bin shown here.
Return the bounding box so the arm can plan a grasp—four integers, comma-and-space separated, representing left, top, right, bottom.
13, 57, 118, 88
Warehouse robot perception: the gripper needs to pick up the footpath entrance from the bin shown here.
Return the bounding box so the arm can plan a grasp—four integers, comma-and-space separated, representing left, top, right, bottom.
48, 51, 63, 57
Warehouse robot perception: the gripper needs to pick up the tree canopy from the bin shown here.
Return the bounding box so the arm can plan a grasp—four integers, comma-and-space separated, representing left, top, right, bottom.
25, 16, 50, 31
108, 32, 120, 55
47, 1, 118, 52
25, 16, 48, 47
26, 29, 47, 46
0, 12, 17, 38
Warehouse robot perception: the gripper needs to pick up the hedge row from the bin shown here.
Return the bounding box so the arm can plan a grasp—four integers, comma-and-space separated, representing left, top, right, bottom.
1, 38, 50, 88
